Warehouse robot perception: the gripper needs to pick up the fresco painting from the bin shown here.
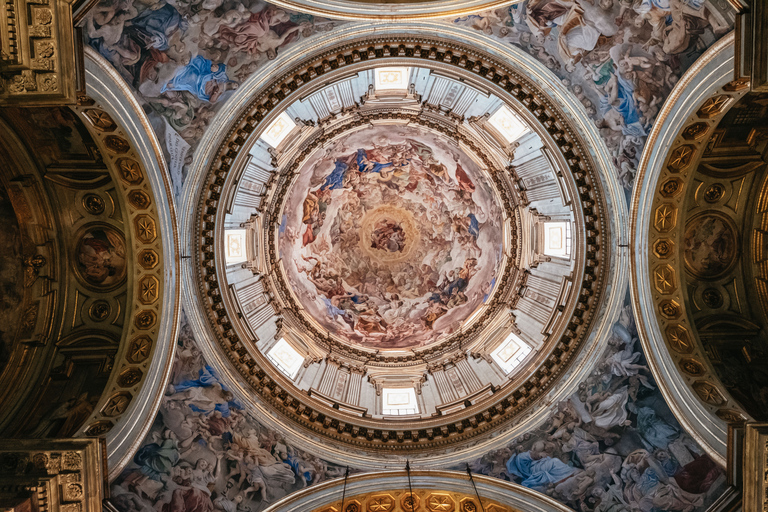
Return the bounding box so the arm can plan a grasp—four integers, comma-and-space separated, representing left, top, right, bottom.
454, 0, 730, 192
278, 126, 504, 350
85, 0, 729, 194
111, 321, 348, 512
464, 299, 725, 512
75, 226, 128, 288
84, 0, 341, 183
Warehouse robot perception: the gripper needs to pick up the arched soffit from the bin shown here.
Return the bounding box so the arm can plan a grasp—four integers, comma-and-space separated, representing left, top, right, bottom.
263, 470, 573, 512
267, 0, 519, 20
0, 52, 178, 479
180, 23, 628, 468
83, 47, 181, 479
630, 32, 741, 465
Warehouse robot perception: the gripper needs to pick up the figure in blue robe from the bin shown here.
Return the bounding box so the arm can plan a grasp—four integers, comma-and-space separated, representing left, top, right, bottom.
614, 74, 646, 136
506, 451, 576, 489
173, 365, 221, 392
467, 214, 480, 239
637, 406, 679, 450
320, 160, 349, 191
162, 55, 231, 102
133, 437, 179, 480
189, 397, 243, 418
356, 149, 394, 174
130, 4, 186, 51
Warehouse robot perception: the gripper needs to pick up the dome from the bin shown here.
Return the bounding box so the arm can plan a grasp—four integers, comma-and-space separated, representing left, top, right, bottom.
185, 37, 617, 461
278, 123, 505, 351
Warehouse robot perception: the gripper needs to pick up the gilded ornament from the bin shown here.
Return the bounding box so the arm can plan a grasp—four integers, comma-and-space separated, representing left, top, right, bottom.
659, 178, 683, 198
667, 145, 695, 172
426, 493, 454, 512
654, 204, 677, 232
692, 381, 725, 405
703, 183, 724, 203
138, 249, 159, 269
21, 303, 39, 334
128, 190, 151, 210
34, 8, 53, 24
84, 420, 113, 436
64, 482, 83, 501
682, 122, 709, 141
653, 265, 676, 294
653, 239, 674, 259
127, 335, 152, 363
101, 392, 132, 417
117, 367, 143, 387
678, 358, 704, 376
135, 310, 157, 330
715, 409, 746, 423
665, 324, 692, 353
83, 109, 116, 131
135, 215, 157, 243
401, 493, 420, 512
82, 193, 105, 215
117, 158, 143, 185
32, 453, 48, 469
39, 75, 57, 92
139, 275, 159, 304
459, 498, 478, 512
88, 300, 110, 322
35, 41, 55, 59
697, 95, 730, 119
701, 288, 723, 308
61, 452, 82, 471
367, 495, 395, 512
723, 78, 750, 91
105, 135, 130, 154
344, 501, 361, 512
23, 254, 46, 287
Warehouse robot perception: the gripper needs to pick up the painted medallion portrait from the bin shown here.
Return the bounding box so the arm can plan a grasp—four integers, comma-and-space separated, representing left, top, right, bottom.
683, 214, 738, 279
75, 226, 127, 288
279, 125, 504, 350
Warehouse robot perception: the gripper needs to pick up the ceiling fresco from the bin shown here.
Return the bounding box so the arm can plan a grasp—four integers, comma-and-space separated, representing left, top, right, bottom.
83, 0, 732, 197
107, 298, 727, 512
15, 0, 740, 512
279, 125, 504, 350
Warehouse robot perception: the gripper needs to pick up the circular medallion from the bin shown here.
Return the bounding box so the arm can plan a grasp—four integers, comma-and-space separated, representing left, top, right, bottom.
74, 225, 127, 289
278, 125, 504, 350
683, 213, 738, 279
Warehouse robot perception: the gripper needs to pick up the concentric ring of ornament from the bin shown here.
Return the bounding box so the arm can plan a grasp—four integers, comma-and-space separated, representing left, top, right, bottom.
194, 36, 607, 451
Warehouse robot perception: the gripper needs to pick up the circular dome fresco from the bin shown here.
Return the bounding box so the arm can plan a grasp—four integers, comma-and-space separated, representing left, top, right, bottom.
278, 124, 505, 351
185, 32, 618, 463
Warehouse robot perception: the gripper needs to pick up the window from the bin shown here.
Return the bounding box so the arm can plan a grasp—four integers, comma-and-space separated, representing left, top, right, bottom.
491, 332, 532, 374
224, 229, 248, 264
374, 67, 410, 91
488, 105, 528, 144
260, 111, 295, 148
266, 338, 304, 379
543, 221, 572, 258
382, 387, 419, 416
